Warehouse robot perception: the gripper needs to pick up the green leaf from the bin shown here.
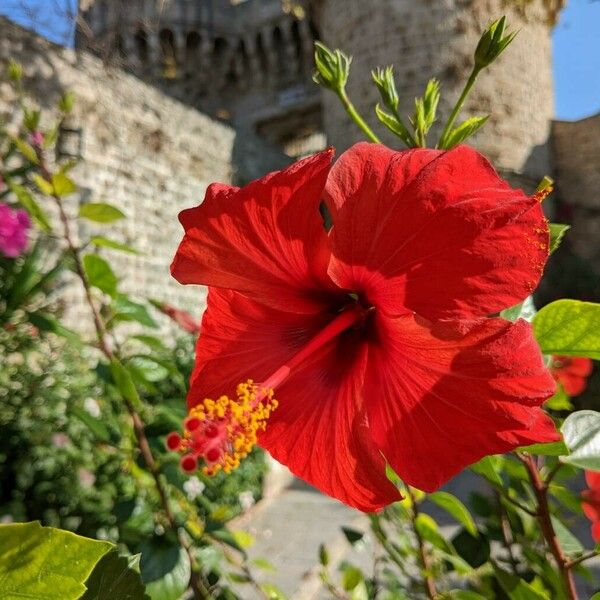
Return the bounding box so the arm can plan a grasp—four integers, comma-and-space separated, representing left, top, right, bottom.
251, 558, 276, 572
428, 491, 477, 536
550, 516, 584, 555
452, 529, 489, 569
441, 115, 489, 149
70, 405, 111, 443
31, 173, 55, 196
0, 522, 112, 599
544, 388, 573, 411
517, 440, 568, 456
91, 236, 139, 254
341, 565, 364, 590
341, 526, 364, 546
533, 299, 600, 359
8, 182, 52, 232
415, 513, 452, 553
112, 295, 157, 328
51, 172, 77, 196
11, 135, 38, 163
139, 541, 190, 600
79, 202, 126, 223
83, 254, 118, 297
449, 591, 488, 600
470, 456, 503, 486
27, 312, 80, 341
500, 296, 537, 322
81, 550, 149, 600
318, 543, 329, 567
549, 223, 570, 254
131, 335, 168, 353
110, 358, 143, 411
260, 583, 288, 599
375, 104, 414, 147
561, 410, 600, 470
492, 563, 547, 600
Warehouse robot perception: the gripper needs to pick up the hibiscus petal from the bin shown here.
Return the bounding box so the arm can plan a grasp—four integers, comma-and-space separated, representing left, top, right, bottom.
364, 313, 559, 492
189, 288, 400, 511
326, 143, 549, 319
171, 150, 337, 314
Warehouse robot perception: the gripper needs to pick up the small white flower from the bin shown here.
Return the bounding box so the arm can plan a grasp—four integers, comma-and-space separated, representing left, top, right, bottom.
51, 433, 70, 448
239, 490, 255, 512
84, 398, 101, 418
78, 468, 96, 488
183, 476, 206, 501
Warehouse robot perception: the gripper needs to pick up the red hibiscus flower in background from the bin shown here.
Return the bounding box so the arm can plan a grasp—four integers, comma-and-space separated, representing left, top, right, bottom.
169, 143, 559, 511
156, 302, 201, 334
551, 356, 593, 396
582, 471, 600, 542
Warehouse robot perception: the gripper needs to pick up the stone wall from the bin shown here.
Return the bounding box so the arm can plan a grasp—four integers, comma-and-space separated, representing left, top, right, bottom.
0, 17, 289, 332
315, 0, 556, 190
552, 113, 600, 266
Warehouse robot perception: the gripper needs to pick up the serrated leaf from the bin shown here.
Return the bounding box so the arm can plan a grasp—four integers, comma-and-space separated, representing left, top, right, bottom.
550, 516, 584, 555
533, 299, 600, 359
52, 171, 77, 196
0, 522, 112, 599
79, 202, 126, 223
560, 410, 600, 470
442, 116, 489, 149
91, 236, 139, 254
549, 223, 570, 254
81, 550, 150, 600
429, 491, 477, 536
8, 182, 52, 232
139, 541, 190, 600
83, 254, 118, 297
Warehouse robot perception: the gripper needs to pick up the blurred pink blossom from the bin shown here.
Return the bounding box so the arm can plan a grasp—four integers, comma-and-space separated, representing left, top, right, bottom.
29, 131, 44, 147
0, 203, 31, 257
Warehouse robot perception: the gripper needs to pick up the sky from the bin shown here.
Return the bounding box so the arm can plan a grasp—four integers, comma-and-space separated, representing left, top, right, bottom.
0, 0, 599, 120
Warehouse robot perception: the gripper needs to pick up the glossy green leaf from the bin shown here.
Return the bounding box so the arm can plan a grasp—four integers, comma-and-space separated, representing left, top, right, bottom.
79, 202, 126, 223
51, 171, 77, 196
415, 513, 452, 553
517, 440, 568, 456
561, 410, 600, 470
8, 182, 52, 232
0, 522, 112, 599
549, 223, 570, 254
544, 388, 573, 411
550, 516, 584, 555
81, 550, 149, 600
139, 541, 190, 600
470, 456, 503, 486
492, 563, 547, 600
91, 236, 139, 254
428, 491, 477, 536
442, 115, 489, 149
83, 254, 118, 297
533, 299, 600, 359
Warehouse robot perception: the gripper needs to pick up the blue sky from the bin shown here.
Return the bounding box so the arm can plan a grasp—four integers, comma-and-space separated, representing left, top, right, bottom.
1, 0, 598, 120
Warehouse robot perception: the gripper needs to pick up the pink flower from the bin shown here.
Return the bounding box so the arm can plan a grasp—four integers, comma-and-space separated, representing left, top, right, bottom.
0, 203, 31, 258
29, 131, 44, 147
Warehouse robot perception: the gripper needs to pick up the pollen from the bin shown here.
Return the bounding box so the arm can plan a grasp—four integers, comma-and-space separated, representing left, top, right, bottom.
166, 380, 278, 477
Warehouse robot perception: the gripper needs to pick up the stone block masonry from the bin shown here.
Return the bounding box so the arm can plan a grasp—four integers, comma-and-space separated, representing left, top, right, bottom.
0, 17, 289, 334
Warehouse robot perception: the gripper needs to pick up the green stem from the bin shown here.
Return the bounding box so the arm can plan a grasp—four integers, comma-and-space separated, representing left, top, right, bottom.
438, 67, 480, 149
336, 87, 381, 143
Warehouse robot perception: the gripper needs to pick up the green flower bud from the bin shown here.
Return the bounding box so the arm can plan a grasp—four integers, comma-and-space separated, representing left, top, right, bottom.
313, 41, 351, 92
372, 66, 399, 113
474, 16, 517, 70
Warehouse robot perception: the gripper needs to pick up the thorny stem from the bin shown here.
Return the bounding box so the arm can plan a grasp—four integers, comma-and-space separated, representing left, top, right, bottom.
336, 87, 382, 144
520, 454, 578, 600
38, 156, 210, 599
407, 487, 437, 600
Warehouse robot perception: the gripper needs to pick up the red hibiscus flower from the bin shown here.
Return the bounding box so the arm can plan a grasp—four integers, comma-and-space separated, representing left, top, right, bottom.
582, 471, 600, 542
169, 143, 559, 511
551, 356, 593, 397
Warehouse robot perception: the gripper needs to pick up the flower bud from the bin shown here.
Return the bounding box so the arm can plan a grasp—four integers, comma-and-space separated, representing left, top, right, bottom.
372, 66, 399, 113
313, 41, 351, 92
474, 16, 517, 70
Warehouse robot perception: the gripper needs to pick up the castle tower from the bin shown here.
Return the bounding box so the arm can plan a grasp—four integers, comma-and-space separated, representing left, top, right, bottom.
314, 0, 562, 189
80, 0, 324, 157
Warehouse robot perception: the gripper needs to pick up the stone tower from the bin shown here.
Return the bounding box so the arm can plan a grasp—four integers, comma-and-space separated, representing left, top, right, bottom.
80, 0, 323, 156
315, 0, 562, 190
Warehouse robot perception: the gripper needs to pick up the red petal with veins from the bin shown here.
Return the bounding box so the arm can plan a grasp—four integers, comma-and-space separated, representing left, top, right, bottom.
325, 143, 549, 319
171, 150, 337, 314
189, 288, 400, 511
364, 313, 558, 492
